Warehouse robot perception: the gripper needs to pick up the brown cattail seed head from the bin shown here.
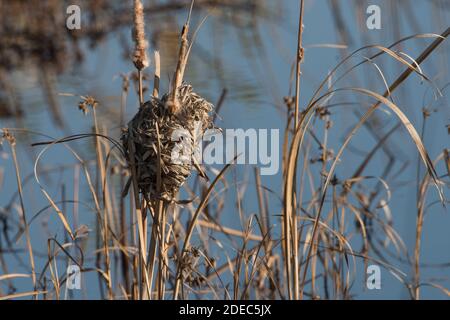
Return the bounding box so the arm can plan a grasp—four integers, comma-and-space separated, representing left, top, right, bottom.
132, 0, 149, 70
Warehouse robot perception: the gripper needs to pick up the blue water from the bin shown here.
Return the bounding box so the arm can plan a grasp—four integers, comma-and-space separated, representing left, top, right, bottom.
0, 0, 449, 299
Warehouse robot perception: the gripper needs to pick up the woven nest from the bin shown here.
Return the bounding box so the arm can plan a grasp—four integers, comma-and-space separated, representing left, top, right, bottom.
122, 84, 213, 202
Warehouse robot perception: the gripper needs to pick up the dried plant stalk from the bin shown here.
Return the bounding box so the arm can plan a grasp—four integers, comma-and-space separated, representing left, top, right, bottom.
153, 51, 161, 98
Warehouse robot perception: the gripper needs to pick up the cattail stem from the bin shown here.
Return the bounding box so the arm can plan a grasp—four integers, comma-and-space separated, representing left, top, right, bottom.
168, 24, 189, 113
167, 0, 194, 113
292, 0, 305, 301
138, 69, 144, 105
153, 51, 160, 98
7, 131, 37, 298
294, 0, 305, 129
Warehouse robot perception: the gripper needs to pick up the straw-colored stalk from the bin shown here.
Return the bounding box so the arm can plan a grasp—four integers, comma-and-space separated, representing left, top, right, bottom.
132, 0, 149, 106
3, 130, 37, 298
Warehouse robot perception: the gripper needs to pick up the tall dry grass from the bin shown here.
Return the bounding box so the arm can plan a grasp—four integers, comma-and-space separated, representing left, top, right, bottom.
0, 1, 449, 300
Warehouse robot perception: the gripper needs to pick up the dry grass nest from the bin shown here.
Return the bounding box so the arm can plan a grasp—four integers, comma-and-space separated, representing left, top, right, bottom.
122, 84, 214, 202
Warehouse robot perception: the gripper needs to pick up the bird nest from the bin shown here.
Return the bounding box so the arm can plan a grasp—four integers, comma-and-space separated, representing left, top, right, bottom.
122, 84, 213, 202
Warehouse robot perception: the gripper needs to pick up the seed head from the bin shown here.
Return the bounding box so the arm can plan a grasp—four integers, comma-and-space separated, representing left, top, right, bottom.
132, 0, 149, 70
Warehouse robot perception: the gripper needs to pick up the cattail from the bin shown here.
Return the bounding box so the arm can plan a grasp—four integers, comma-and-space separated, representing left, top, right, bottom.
132, 0, 149, 70
123, 1, 215, 202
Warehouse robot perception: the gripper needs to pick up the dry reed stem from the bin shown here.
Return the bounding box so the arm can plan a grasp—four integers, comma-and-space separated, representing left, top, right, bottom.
130, 0, 153, 292
146, 123, 164, 299
167, 1, 194, 113
119, 76, 131, 293
4, 130, 37, 297
0, 290, 46, 301
126, 125, 151, 299
173, 159, 235, 299
197, 219, 264, 241
285, 0, 305, 300
153, 51, 161, 98
294, 0, 305, 130
414, 151, 447, 299
92, 106, 113, 298
168, 25, 189, 113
